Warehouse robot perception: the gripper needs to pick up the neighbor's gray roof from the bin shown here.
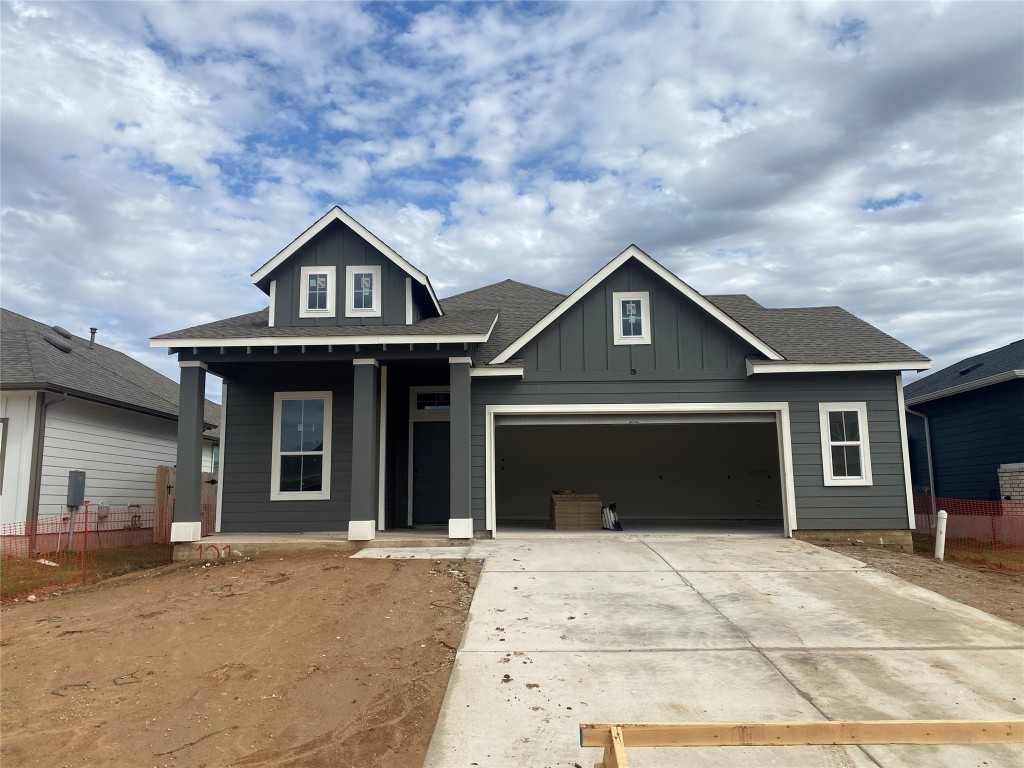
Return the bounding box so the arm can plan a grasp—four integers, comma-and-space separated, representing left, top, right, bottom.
152, 306, 497, 341
1, 308, 220, 432
707, 295, 930, 366
904, 339, 1023, 403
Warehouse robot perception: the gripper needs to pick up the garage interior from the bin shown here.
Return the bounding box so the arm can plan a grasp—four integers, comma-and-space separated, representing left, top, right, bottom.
494, 415, 784, 533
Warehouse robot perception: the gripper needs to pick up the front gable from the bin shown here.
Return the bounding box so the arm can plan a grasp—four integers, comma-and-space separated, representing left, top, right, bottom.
492, 245, 782, 375
518, 257, 761, 375
253, 207, 441, 329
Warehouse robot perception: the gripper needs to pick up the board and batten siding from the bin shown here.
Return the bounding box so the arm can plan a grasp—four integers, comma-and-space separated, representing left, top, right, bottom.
36, 397, 214, 519
906, 379, 1024, 500
1, 392, 38, 525
471, 372, 910, 532
219, 363, 355, 532
521, 259, 751, 375
270, 219, 409, 328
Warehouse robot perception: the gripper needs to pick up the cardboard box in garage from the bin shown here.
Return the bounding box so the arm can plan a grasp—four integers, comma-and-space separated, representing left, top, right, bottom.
549, 491, 603, 530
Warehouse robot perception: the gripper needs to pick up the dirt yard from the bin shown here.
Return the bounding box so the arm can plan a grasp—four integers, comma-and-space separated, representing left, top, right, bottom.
823, 544, 1024, 626
1, 552, 480, 768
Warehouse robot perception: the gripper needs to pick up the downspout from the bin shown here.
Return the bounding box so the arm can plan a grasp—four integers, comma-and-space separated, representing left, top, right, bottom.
905, 405, 936, 520
27, 391, 68, 552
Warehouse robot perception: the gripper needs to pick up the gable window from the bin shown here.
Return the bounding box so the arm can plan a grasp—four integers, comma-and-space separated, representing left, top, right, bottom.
346, 265, 382, 318
299, 266, 336, 318
818, 402, 873, 486
612, 291, 651, 345
271, 391, 332, 500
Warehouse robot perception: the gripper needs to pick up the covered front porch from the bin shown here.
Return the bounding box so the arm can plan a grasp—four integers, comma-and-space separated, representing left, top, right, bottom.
170, 345, 481, 543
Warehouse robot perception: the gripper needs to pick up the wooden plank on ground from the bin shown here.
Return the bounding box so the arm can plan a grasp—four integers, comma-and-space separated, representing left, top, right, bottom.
580, 719, 1024, 748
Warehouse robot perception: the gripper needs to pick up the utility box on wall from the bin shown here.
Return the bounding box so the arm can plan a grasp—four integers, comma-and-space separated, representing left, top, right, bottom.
67, 470, 86, 508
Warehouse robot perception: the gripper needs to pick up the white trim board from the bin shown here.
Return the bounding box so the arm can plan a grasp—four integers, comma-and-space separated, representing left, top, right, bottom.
483, 401, 798, 538
895, 374, 916, 530
251, 206, 443, 316
215, 379, 227, 533
470, 367, 524, 378
490, 244, 783, 364
151, 331, 493, 349
749, 360, 932, 375
905, 369, 1022, 405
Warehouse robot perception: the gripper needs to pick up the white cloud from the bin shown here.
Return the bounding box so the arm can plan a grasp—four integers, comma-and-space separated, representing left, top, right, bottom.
1, 0, 1021, 398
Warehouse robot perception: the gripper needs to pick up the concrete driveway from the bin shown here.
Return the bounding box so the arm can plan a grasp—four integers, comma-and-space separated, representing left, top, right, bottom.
417, 534, 1023, 767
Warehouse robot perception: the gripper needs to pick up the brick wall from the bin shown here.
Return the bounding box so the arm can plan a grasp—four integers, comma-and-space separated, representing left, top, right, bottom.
998, 463, 1024, 502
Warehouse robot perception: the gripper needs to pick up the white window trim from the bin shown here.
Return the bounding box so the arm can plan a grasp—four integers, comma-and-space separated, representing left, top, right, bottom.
818, 402, 873, 487
299, 266, 336, 318
271, 391, 333, 501
611, 291, 651, 345
346, 264, 382, 318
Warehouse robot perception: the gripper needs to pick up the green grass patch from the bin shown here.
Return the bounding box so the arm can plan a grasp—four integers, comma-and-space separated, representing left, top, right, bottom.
1, 544, 172, 601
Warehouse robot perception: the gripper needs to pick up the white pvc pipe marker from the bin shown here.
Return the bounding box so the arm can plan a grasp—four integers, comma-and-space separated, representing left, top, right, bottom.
934, 509, 948, 561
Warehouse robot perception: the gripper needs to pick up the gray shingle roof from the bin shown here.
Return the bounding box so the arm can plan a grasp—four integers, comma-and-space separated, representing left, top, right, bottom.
441, 280, 566, 366
904, 339, 1023, 402
2, 308, 220, 431
152, 306, 497, 341
707, 295, 929, 365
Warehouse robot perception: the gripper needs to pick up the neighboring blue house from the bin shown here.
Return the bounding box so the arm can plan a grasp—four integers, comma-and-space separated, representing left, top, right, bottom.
905, 339, 1024, 501
152, 206, 930, 543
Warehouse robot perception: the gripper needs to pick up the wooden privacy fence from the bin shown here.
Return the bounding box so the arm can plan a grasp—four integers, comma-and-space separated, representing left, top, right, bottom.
580, 719, 1024, 768
154, 466, 218, 544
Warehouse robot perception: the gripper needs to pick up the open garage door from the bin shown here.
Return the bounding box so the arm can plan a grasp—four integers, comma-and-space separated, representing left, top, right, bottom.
493, 413, 786, 534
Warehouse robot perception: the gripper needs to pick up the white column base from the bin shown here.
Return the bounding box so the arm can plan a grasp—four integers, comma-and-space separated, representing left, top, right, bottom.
449, 518, 474, 539
348, 520, 376, 541
170, 521, 203, 543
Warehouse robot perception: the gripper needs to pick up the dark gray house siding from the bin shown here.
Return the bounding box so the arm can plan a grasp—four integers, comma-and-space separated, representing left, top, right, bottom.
269, 219, 410, 328
471, 371, 910, 532
521, 259, 751, 375
220, 363, 356, 532
906, 379, 1024, 500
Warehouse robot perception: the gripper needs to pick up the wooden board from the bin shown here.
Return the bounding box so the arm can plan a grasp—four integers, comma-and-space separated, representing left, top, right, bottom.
580, 719, 1024, 748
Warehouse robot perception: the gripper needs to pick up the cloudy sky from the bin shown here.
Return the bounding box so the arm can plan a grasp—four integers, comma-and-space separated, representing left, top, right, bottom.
2, 1, 1022, 400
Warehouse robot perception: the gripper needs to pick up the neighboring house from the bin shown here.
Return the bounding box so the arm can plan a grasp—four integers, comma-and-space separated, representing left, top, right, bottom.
904, 339, 1024, 501
0, 309, 219, 526
152, 206, 930, 543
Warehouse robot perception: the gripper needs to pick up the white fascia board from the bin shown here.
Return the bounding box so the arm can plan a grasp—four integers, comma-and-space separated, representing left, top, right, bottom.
470, 367, 524, 377
150, 332, 492, 349
904, 370, 1023, 406
250, 206, 444, 316
489, 244, 782, 364
747, 360, 933, 375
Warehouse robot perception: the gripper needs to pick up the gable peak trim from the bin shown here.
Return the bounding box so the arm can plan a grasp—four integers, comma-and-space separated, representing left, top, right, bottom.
488, 244, 783, 364
250, 206, 443, 316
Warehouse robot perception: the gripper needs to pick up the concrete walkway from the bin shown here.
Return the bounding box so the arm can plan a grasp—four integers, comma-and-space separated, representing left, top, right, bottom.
413, 534, 1023, 767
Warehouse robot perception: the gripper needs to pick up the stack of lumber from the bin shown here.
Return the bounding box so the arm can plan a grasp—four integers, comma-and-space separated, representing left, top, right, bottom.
549, 491, 602, 530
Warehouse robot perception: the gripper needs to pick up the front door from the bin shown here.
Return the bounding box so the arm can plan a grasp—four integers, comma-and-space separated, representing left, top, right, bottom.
412, 421, 450, 524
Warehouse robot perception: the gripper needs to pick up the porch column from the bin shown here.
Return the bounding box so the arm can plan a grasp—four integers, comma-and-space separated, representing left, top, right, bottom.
172, 362, 206, 542
349, 359, 379, 541
449, 357, 473, 539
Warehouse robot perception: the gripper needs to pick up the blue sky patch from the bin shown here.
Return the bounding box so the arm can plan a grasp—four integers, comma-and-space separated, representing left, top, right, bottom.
861, 191, 922, 211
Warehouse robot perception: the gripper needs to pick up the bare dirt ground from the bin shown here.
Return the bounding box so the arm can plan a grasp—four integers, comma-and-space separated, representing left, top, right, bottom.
823, 544, 1024, 626
1, 552, 480, 768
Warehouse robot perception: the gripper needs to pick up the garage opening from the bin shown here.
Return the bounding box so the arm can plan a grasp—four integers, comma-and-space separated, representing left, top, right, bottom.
494, 413, 784, 534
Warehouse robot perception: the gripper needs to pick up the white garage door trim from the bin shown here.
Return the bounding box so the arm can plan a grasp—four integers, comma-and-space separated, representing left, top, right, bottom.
484, 402, 798, 538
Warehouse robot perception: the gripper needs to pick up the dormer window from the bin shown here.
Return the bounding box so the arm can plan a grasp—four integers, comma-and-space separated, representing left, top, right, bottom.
612, 291, 651, 345
299, 266, 336, 318
346, 265, 382, 318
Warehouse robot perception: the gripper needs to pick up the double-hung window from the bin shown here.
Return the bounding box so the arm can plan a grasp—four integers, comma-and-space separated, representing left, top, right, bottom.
818, 402, 873, 486
346, 265, 382, 318
272, 392, 332, 500
299, 266, 336, 318
611, 291, 651, 345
